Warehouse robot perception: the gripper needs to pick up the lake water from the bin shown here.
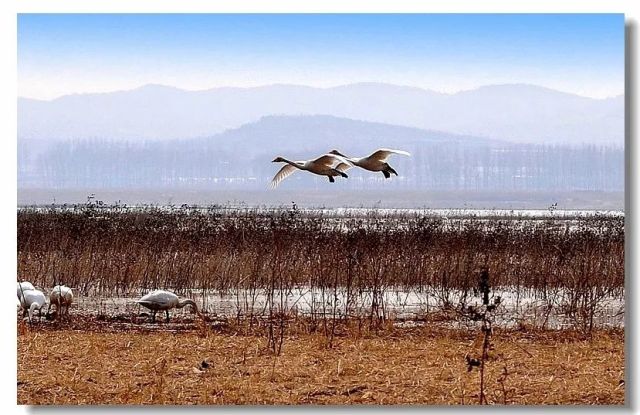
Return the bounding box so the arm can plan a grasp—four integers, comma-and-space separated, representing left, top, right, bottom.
74, 286, 624, 330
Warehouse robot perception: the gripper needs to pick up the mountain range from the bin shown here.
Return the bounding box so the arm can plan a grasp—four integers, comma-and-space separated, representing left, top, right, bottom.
18, 83, 624, 145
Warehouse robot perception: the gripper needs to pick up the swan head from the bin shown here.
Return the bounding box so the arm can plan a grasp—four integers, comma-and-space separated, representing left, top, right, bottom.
272, 157, 286, 163
329, 149, 347, 157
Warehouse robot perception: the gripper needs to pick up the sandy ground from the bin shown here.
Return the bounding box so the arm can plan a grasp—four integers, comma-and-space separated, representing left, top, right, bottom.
17, 321, 624, 405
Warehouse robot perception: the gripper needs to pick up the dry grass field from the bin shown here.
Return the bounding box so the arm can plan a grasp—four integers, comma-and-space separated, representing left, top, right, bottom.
17, 324, 624, 405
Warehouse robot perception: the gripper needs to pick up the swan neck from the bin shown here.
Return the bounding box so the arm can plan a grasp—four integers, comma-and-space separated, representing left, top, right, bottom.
178, 299, 201, 314
283, 159, 303, 169
28, 303, 38, 319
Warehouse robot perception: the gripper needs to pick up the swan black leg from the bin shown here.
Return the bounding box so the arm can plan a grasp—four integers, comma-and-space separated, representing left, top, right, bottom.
382, 170, 391, 179
151, 310, 156, 323
328, 176, 335, 183
388, 166, 398, 176
166, 310, 170, 322
332, 169, 348, 178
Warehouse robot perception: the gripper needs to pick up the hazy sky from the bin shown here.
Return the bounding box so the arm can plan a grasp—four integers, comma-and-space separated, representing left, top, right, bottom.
18, 14, 624, 100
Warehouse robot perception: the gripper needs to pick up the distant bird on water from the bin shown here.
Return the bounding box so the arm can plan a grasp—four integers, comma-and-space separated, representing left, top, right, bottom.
17, 281, 35, 299
329, 148, 411, 179
48, 285, 74, 319
20, 289, 47, 321
270, 153, 353, 188
136, 290, 203, 323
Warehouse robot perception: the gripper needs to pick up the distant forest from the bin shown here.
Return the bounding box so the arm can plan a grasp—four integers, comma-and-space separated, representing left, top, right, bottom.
19, 139, 623, 192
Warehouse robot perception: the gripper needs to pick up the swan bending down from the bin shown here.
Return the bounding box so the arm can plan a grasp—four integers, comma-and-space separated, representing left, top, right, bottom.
17, 281, 35, 299
330, 149, 411, 179
20, 289, 47, 321
48, 285, 74, 318
270, 154, 353, 188
136, 290, 203, 323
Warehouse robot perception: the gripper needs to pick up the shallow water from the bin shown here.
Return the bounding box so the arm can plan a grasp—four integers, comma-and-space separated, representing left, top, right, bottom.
19, 205, 624, 219
73, 286, 624, 330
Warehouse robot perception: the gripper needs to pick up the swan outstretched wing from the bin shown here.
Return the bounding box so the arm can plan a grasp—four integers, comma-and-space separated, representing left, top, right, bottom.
313, 154, 353, 168
270, 164, 298, 188
369, 149, 411, 163
336, 162, 352, 173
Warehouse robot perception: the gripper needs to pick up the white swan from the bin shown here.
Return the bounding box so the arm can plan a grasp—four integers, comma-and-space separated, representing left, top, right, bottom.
48, 285, 74, 319
17, 281, 35, 299
136, 290, 203, 323
270, 153, 353, 188
330, 148, 411, 179
20, 289, 47, 321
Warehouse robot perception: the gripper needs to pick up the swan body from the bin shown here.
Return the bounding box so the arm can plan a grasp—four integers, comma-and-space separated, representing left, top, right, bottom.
20, 289, 47, 321
136, 289, 203, 322
48, 285, 74, 318
270, 153, 353, 188
17, 281, 35, 299
330, 148, 411, 178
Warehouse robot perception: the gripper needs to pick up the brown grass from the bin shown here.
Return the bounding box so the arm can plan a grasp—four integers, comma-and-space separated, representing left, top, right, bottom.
18, 208, 624, 297
17, 326, 624, 405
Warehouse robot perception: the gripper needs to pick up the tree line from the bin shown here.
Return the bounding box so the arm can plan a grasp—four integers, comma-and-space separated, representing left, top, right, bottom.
18, 138, 623, 192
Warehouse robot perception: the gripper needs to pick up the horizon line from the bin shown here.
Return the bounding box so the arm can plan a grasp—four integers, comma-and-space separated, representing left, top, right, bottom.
17, 81, 625, 102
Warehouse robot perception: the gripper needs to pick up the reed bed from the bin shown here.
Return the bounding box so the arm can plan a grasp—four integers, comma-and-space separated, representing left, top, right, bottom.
18, 204, 624, 334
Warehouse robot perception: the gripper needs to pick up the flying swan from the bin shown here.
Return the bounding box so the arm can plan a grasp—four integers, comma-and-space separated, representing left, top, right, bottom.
270, 153, 353, 188
330, 148, 411, 178
136, 289, 203, 323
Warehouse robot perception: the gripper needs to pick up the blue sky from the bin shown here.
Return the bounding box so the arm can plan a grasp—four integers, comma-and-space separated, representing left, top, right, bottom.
18, 14, 624, 99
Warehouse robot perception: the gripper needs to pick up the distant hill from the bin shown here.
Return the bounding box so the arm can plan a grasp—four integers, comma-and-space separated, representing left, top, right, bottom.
195, 114, 497, 158
19, 115, 623, 193
18, 83, 624, 145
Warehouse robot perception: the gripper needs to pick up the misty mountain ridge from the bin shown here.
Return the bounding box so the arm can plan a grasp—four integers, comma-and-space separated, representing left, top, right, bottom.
198, 114, 502, 158
19, 82, 624, 145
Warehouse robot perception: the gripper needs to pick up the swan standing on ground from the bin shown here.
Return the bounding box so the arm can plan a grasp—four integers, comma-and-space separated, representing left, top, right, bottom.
48, 285, 74, 319
17, 281, 35, 299
136, 290, 204, 323
330, 149, 411, 179
20, 289, 47, 321
270, 153, 353, 188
